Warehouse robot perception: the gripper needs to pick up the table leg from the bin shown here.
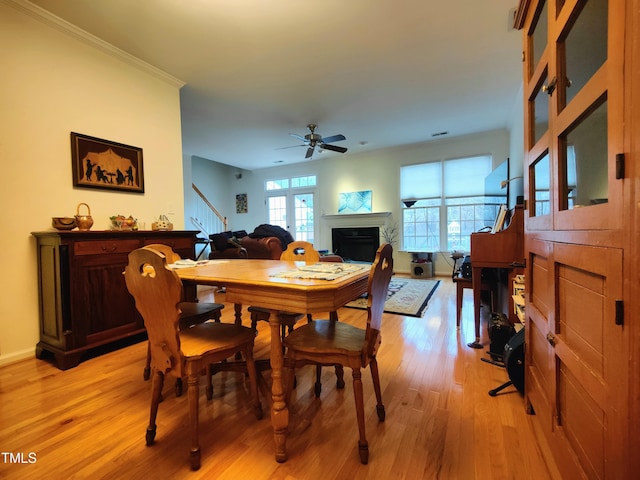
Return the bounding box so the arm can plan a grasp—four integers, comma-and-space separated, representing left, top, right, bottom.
269, 309, 289, 462
468, 267, 484, 349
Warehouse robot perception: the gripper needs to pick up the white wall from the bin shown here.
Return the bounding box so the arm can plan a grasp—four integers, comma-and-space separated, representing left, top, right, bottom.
0, 2, 185, 364
189, 129, 511, 276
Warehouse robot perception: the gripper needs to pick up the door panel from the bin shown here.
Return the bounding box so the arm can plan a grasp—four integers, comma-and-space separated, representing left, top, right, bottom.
552, 243, 625, 479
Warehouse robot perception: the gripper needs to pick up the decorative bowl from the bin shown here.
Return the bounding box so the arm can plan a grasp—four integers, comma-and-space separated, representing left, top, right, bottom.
52, 217, 76, 231
110, 214, 138, 231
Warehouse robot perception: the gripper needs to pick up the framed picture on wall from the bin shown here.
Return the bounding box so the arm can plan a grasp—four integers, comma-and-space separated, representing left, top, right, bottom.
338, 190, 372, 214
71, 132, 145, 193
236, 193, 248, 214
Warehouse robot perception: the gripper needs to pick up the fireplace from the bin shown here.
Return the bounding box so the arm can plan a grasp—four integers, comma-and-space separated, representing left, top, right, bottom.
331, 227, 380, 262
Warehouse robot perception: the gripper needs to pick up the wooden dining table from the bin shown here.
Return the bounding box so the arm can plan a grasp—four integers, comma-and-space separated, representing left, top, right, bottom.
174, 258, 370, 462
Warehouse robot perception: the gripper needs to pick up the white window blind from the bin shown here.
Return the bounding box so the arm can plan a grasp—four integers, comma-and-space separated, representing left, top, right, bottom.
400, 161, 441, 200
444, 156, 492, 197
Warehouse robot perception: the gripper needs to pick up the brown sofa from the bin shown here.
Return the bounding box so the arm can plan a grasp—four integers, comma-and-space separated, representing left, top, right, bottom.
209, 233, 284, 260
238, 236, 283, 259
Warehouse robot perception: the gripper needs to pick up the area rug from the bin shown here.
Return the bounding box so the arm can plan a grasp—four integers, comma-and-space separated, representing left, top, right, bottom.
345, 277, 440, 317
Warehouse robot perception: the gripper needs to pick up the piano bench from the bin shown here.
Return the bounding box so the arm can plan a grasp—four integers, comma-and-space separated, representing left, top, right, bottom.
453, 274, 493, 327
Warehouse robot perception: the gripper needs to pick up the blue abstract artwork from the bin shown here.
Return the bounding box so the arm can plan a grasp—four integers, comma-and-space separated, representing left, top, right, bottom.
338, 190, 372, 214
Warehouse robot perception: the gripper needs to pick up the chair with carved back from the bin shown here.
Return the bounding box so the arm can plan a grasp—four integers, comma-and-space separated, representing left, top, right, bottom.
282, 243, 393, 464
248, 241, 345, 394
124, 247, 262, 471
143, 244, 225, 396
248, 241, 320, 339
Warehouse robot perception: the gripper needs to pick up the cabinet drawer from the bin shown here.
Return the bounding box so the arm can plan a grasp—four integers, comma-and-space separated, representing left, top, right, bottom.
143, 237, 193, 250
73, 239, 142, 256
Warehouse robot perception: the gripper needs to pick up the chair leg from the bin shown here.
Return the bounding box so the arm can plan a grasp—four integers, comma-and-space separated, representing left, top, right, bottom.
455, 281, 463, 327
314, 365, 322, 397
143, 342, 151, 380
335, 364, 345, 389
283, 357, 296, 406
369, 357, 386, 421
187, 373, 201, 471
311, 312, 342, 397
146, 370, 165, 446
250, 312, 259, 332
352, 368, 369, 464
244, 346, 263, 420
206, 365, 214, 401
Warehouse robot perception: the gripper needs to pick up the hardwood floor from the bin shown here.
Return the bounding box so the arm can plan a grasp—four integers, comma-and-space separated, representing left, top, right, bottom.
0, 277, 558, 479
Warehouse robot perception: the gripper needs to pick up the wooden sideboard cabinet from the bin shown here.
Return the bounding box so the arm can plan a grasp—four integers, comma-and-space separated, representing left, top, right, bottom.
32, 230, 200, 370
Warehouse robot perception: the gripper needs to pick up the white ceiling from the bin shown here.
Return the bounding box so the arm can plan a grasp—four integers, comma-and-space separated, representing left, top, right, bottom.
28, 0, 523, 171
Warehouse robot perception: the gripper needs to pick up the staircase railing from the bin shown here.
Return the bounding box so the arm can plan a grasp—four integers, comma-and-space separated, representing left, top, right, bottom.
191, 183, 227, 238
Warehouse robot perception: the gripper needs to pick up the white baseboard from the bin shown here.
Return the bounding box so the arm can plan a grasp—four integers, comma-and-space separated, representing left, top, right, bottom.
0, 348, 35, 367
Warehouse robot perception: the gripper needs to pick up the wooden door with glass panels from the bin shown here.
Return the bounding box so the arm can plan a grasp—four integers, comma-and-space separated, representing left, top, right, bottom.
517, 0, 629, 477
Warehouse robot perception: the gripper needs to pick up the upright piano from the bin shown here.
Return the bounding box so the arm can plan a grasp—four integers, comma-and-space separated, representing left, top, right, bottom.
468, 205, 525, 347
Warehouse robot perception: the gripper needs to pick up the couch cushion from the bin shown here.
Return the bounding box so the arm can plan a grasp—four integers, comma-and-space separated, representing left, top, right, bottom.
249, 224, 294, 250
210, 231, 232, 251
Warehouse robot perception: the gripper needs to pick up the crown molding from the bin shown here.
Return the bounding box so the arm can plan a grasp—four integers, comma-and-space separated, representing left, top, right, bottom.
4, 0, 185, 88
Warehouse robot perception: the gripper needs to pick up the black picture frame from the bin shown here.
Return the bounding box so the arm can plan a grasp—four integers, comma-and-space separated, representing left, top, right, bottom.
71, 132, 144, 193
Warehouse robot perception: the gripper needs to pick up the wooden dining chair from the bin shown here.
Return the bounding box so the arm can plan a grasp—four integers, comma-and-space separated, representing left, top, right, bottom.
142, 244, 225, 397
282, 243, 393, 465
124, 247, 262, 470
248, 241, 344, 393
248, 241, 320, 338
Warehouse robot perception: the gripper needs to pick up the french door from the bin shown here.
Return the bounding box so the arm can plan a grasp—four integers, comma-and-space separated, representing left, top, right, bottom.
267, 191, 315, 243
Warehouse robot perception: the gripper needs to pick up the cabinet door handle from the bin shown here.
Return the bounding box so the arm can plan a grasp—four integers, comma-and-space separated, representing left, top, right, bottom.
546, 332, 557, 347
101, 245, 118, 252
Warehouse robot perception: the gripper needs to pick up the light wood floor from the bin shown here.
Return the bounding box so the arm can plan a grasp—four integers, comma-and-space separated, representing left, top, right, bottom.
0, 277, 557, 479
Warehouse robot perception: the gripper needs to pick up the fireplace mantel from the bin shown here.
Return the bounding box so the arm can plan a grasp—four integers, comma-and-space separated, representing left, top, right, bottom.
322, 212, 391, 229
322, 212, 391, 221
322, 212, 392, 233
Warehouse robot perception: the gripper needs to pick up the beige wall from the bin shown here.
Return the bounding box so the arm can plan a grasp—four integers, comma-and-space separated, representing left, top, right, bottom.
0, 2, 185, 364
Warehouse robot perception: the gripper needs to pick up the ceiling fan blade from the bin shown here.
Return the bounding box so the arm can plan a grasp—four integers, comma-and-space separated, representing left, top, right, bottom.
289, 133, 307, 142
321, 144, 348, 154
305, 146, 315, 158
275, 144, 306, 150
321, 134, 346, 143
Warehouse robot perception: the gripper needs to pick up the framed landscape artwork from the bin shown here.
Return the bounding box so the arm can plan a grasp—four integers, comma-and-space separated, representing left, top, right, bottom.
71, 132, 145, 193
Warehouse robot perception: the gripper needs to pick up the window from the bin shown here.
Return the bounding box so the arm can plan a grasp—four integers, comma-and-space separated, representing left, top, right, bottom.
266, 175, 317, 243
401, 156, 495, 252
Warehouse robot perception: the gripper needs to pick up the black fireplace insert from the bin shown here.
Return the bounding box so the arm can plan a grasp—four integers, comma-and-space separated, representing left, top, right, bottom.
331, 227, 380, 262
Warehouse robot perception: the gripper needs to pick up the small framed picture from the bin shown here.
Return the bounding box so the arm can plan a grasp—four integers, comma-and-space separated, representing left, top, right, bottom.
236, 193, 248, 214
71, 132, 144, 193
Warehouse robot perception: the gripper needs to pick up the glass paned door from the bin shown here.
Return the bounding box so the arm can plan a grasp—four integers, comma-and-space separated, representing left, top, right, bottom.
267, 196, 287, 230
293, 193, 314, 242
267, 192, 315, 243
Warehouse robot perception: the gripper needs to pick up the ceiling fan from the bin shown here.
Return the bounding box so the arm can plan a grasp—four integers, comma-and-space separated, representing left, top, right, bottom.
281, 124, 348, 159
